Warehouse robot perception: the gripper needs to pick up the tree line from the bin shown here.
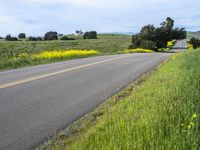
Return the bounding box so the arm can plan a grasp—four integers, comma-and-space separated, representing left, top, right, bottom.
1, 31, 97, 41
129, 17, 187, 50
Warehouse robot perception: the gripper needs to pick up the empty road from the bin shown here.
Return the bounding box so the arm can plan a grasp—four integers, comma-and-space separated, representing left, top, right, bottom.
0, 40, 186, 150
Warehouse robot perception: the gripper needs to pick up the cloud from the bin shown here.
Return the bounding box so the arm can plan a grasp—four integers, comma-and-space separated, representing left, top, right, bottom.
0, 0, 199, 36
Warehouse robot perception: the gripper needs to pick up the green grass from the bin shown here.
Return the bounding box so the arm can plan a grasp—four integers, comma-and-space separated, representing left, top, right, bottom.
39, 49, 200, 150
0, 34, 131, 70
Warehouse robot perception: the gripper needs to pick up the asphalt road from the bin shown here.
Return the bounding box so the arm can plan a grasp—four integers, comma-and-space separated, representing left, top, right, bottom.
0, 40, 186, 150
170, 39, 188, 52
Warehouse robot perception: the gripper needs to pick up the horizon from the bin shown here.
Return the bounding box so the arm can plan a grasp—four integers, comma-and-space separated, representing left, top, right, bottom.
0, 0, 200, 37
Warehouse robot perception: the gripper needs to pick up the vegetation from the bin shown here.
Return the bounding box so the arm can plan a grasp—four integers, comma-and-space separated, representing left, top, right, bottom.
5, 34, 18, 41
189, 38, 200, 49
18, 33, 26, 39
0, 34, 131, 70
83, 31, 97, 39
60, 36, 75, 41
187, 43, 193, 50
40, 49, 200, 150
0, 50, 99, 70
167, 39, 176, 48
129, 17, 186, 50
28, 36, 43, 41
30, 50, 98, 60
119, 48, 154, 53
44, 31, 58, 40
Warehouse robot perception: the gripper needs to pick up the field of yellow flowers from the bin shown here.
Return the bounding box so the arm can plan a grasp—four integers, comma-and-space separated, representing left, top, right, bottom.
0, 50, 99, 70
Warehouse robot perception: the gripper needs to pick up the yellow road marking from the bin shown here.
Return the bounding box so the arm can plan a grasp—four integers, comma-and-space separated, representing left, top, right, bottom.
0, 55, 133, 90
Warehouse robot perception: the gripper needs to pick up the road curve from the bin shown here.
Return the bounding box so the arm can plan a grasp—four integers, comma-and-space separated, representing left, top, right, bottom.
0, 53, 172, 150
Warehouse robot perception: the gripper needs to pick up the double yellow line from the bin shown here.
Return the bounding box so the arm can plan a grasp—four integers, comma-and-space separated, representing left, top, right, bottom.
0, 55, 133, 90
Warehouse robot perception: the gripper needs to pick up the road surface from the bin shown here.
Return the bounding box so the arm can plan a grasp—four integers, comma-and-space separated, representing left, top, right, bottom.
0, 40, 186, 150
171, 39, 187, 52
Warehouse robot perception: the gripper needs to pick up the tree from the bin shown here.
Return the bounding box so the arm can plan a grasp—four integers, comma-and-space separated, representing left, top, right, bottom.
130, 17, 186, 51
190, 38, 200, 49
83, 31, 97, 39
44, 31, 58, 40
5, 34, 18, 41
18, 33, 26, 38
172, 28, 186, 39
140, 25, 156, 41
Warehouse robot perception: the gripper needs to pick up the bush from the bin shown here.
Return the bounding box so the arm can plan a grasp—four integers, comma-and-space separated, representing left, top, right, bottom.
60, 36, 75, 40
83, 31, 97, 39
190, 38, 200, 49
28, 36, 43, 41
44, 31, 58, 40
18, 33, 26, 38
5, 34, 18, 41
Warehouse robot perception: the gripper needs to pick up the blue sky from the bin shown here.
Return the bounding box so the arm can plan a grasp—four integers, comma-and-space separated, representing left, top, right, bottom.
0, 0, 199, 36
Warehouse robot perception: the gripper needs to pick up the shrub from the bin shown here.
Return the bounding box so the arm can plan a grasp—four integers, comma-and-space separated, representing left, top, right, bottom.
28, 36, 43, 41
83, 31, 97, 39
60, 36, 75, 40
190, 38, 200, 49
5, 34, 18, 41
44, 31, 58, 40
18, 33, 26, 38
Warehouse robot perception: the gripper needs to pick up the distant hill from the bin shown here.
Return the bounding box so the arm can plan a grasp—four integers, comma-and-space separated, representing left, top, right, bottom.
100, 32, 136, 36
188, 31, 200, 39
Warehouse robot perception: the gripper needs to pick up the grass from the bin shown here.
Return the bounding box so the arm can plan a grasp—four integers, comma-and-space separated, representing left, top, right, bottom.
0, 34, 131, 70
39, 48, 200, 150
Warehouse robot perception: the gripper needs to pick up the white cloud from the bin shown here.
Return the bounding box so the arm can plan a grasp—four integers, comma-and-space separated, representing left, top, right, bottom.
0, 0, 199, 36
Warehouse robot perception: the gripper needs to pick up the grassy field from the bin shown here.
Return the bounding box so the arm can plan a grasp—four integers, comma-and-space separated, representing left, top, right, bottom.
0, 34, 131, 70
39, 49, 200, 150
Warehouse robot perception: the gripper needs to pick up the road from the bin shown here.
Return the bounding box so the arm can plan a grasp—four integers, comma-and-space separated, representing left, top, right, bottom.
170, 39, 187, 52
0, 40, 186, 150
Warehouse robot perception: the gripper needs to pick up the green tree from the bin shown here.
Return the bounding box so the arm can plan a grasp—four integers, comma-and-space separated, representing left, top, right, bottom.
83, 31, 97, 39
44, 31, 58, 40
18, 33, 26, 38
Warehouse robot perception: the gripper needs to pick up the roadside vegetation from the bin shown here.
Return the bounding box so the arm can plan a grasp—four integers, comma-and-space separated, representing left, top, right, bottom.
119, 48, 154, 54
39, 48, 200, 150
0, 50, 98, 70
189, 38, 200, 49
0, 17, 186, 71
0, 34, 131, 70
129, 17, 186, 50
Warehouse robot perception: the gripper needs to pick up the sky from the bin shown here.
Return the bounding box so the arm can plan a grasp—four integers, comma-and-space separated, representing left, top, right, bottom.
0, 0, 199, 36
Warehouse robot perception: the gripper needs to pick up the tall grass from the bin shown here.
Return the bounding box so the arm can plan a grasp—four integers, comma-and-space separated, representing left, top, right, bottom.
66, 50, 200, 149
